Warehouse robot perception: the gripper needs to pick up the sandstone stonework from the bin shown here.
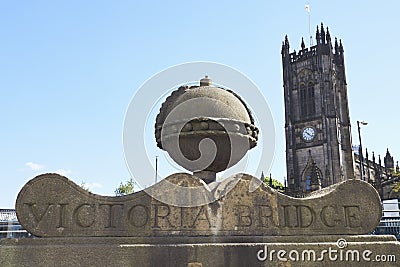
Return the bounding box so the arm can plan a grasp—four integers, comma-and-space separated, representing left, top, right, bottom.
16, 173, 381, 237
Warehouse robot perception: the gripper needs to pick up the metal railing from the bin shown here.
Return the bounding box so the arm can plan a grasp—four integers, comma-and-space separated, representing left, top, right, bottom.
371, 205, 400, 240
0, 209, 31, 239
372, 218, 400, 240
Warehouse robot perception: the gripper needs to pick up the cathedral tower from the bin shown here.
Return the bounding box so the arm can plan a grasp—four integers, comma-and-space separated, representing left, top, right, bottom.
281, 23, 355, 196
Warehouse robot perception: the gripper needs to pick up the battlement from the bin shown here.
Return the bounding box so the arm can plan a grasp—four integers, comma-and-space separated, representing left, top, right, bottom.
289, 45, 318, 63
282, 23, 344, 64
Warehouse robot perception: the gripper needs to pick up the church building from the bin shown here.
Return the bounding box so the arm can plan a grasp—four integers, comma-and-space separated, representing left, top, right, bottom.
281, 23, 355, 197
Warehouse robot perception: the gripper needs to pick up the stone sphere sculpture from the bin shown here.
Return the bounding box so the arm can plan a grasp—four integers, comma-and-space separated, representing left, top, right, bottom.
155, 76, 258, 183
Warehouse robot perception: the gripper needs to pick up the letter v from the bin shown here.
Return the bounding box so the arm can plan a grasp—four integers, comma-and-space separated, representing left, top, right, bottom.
24, 203, 53, 225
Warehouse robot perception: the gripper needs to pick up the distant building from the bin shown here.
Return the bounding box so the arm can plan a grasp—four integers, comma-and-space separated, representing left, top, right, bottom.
281, 23, 399, 199
354, 148, 400, 200
282, 23, 354, 197
0, 209, 31, 239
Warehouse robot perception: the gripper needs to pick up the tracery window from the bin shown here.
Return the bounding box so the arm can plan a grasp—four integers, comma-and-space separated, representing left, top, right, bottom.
302, 160, 323, 192
300, 82, 315, 117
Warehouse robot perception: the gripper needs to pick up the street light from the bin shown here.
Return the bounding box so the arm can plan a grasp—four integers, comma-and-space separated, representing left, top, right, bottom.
357, 121, 368, 180
155, 156, 159, 184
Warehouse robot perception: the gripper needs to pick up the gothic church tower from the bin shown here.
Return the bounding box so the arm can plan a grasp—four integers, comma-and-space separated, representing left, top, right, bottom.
282, 24, 355, 196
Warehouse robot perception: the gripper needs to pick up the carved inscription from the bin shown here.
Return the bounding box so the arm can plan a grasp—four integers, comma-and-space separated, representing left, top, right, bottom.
15, 173, 381, 237
234, 204, 361, 229
22, 201, 363, 235
128, 204, 149, 227
22, 202, 221, 232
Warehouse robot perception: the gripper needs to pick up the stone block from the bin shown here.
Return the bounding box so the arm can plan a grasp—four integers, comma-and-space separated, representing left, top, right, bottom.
1, 235, 399, 266
16, 173, 381, 237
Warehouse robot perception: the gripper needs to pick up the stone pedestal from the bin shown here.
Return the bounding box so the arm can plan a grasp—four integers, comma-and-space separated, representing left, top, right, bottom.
1, 173, 399, 266
1, 235, 399, 266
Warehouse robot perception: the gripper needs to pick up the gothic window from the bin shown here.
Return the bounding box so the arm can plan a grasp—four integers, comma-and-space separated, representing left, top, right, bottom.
305, 175, 311, 191
300, 83, 306, 116
302, 158, 323, 192
299, 82, 315, 117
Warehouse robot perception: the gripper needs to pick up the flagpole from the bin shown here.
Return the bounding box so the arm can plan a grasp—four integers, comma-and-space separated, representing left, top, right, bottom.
306, 3, 312, 46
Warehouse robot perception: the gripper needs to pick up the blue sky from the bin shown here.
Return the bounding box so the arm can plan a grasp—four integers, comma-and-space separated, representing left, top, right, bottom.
1, 1, 400, 208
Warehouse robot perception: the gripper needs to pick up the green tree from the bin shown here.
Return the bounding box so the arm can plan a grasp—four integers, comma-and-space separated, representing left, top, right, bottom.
390, 172, 400, 193
393, 183, 400, 193
115, 178, 135, 196
262, 176, 285, 192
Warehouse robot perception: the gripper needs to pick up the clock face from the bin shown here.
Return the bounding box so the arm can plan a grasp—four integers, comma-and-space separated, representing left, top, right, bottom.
302, 127, 315, 142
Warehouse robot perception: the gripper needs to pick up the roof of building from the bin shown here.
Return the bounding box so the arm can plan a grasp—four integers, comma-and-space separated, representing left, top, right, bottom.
0, 209, 17, 223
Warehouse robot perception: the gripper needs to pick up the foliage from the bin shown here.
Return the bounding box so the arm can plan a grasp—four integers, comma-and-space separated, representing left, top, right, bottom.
392, 171, 400, 178
390, 171, 400, 193
263, 176, 285, 192
393, 182, 400, 193
115, 178, 135, 196
382, 169, 400, 193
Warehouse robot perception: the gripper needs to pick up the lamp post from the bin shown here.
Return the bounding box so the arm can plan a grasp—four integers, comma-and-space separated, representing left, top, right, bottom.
357, 121, 368, 180
155, 156, 159, 184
